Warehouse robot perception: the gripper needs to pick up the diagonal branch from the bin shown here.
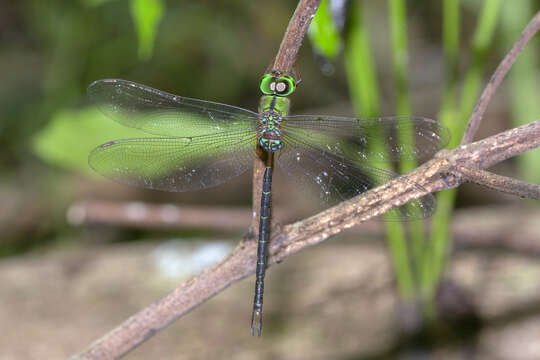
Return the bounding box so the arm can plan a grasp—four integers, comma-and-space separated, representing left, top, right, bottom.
456, 167, 540, 199
461, 9, 540, 145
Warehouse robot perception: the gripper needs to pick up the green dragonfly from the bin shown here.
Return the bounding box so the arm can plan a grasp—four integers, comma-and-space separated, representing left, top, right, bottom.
87, 75, 450, 336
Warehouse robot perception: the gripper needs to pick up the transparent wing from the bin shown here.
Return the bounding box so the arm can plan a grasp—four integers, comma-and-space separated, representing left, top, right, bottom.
277, 130, 436, 220
282, 115, 450, 162
87, 79, 258, 137
88, 130, 257, 192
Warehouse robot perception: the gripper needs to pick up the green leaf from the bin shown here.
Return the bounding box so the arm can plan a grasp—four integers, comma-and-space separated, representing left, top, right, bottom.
308, 0, 341, 60
130, 0, 164, 61
32, 107, 147, 175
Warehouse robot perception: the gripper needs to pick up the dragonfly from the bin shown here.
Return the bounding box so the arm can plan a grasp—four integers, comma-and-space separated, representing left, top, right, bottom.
87, 74, 450, 336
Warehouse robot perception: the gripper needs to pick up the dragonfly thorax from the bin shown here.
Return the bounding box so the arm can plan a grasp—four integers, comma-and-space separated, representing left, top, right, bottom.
257, 95, 289, 152
258, 108, 283, 152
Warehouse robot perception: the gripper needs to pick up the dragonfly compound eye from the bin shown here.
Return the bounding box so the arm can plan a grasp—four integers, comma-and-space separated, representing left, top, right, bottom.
275, 82, 287, 93
259, 74, 275, 95
275, 76, 295, 96
259, 74, 296, 96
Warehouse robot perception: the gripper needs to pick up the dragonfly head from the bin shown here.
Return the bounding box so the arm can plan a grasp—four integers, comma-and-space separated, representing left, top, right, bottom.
259, 73, 296, 97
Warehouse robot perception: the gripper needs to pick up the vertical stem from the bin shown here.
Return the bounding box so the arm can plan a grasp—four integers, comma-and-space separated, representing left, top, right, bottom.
254, 0, 322, 233
424, 0, 503, 312
345, 0, 414, 298
389, 0, 425, 285
422, 0, 460, 308
459, 0, 503, 124
389, 0, 412, 116
272, 0, 322, 74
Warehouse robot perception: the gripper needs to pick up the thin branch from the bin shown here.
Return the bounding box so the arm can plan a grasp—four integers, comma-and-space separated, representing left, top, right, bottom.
461, 9, 540, 145
69, 201, 540, 255
456, 166, 540, 199
271, 0, 321, 75
67, 201, 253, 230
67, 201, 299, 230
251, 0, 321, 232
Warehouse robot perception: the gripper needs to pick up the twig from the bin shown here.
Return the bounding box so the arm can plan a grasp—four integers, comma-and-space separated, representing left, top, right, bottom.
69, 201, 540, 255
456, 167, 540, 199
251, 0, 321, 232
461, 9, 540, 145
271, 0, 322, 75
67, 201, 253, 231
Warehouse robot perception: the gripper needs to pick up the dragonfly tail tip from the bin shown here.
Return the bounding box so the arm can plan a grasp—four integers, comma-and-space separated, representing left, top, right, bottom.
251, 310, 262, 336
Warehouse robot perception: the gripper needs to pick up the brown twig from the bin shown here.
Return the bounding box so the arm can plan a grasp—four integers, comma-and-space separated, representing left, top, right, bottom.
251, 0, 321, 233
271, 0, 322, 75
71, 5, 540, 360
456, 167, 540, 199
67, 201, 253, 231
69, 201, 540, 255
461, 10, 540, 145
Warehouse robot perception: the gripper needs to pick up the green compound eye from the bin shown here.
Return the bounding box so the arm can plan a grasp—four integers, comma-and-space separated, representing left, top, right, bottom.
259, 74, 275, 95
275, 76, 295, 96
259, 74, 296, 96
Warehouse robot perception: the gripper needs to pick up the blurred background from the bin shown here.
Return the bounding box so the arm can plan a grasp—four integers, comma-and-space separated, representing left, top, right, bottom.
1, 0, 540, 359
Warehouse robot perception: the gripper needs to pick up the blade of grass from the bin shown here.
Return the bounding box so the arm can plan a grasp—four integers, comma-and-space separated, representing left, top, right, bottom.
460, 0, 504, 132
422, 0, 461, 307
345, 0, 414, 298
424, 0, 503, 310
389, 0, 426, 285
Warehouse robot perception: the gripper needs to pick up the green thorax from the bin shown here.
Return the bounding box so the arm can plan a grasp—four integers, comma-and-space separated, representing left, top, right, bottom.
257, 73, 294, 152
258, 95, 290, 152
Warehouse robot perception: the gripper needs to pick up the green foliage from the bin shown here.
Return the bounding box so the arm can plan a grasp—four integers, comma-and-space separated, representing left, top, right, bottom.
337, 0, 505, 316
344, 1, 414, 298
85, 0, 165, 60
425, 0, 503, 313
32, 108, 146, 174
130, 0, 165, 61
308, 0, 341, 60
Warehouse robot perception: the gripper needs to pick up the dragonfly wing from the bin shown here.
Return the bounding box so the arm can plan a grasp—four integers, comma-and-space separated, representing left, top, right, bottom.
88, 79, 258, 137
88, 130, 257, 192
282, 115, 450, 162
277, 130, 436, 220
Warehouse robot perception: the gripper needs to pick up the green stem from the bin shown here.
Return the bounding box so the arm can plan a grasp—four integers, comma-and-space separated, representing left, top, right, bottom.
345, 0, 414, 298
424, 0, 503, 309
422, 0, 461, 308
389, 0, 412, 116
389, 0, 425, 286
460, 0, 504, 132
